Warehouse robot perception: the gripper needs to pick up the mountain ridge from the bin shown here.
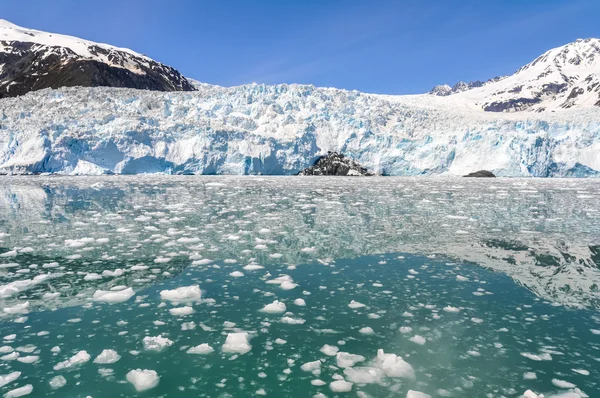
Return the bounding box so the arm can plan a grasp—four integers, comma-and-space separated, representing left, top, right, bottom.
0, 19, 195, 98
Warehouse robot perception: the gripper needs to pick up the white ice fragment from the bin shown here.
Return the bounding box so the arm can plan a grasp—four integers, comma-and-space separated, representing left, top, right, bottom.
406, 391, 431, 398
280, 316, 305, 325
92, 288, 134, 304
4, 384, 33, 397
169, 306, 195, 316
280, 281, 297, 290
53, 350, 91, 370
348, 300, 366, 309
301, 360, 321, 372
159, 285, 201, 302
222, 332, 251, 354
187, 344, 214, 355
551, 379, 576, 389
126, 369, 159, 392
294, 298, 306, 306
399, 326, 413, 334
143, 335, 173, 352
320, 344, 339, 356
329, 380, 353, 393
0, 372, 20, 388
336, 352, 366, 368
229, 271, 244, 278
442, 306, 460, 313
49, 375, 66, 389
261, 300, 286, 314
374, 349, 415, 379
521, 352, 552, 361
3, 302, 29, 315
93, 349, 121, 364
409, 335, 426, 345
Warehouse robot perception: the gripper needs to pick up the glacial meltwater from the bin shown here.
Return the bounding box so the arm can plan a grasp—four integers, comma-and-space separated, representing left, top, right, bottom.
0, 176, 599, 398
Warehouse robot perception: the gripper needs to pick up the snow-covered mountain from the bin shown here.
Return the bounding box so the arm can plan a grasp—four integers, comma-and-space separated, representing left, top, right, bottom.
0, 19, 195, 97
431, 38, 600, 112
0, 21, 599, 176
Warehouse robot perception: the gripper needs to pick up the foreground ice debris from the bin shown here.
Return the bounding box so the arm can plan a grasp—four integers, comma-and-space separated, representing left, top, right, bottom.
186, 344, 214, 355
159, 285, 201, 302
53, 350, 91, 370
374, 349, 415, 379
143, 335, 174, 351
93, 349, 121, 364
261, 300, 286, 314
126, 369, 159, 392
92, 287, 135, 304
222, 332, 252, 354
406, 391, 431, 398
330, 380, 353, 393
4, 384, 33, 397
0, 372, 20, 388
49, 376, 66, 389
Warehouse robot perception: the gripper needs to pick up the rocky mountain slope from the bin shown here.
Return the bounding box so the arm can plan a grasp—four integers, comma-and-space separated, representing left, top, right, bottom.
0, 19, 195, 98
430, 38, 600, 112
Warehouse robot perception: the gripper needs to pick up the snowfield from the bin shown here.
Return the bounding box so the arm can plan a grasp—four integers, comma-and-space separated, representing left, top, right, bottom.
0, 83, 599, 176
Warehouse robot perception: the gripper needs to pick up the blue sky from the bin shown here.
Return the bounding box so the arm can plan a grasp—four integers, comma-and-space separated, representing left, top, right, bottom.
2, 0, 599, 94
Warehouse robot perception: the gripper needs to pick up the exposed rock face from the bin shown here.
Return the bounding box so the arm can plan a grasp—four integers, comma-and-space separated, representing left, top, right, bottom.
298, 152, 375, 176
0, 19, 195, 98
464, 170, 496, 178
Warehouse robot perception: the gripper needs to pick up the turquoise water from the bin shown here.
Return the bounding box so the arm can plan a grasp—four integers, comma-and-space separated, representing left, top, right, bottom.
0, 176, 599, 397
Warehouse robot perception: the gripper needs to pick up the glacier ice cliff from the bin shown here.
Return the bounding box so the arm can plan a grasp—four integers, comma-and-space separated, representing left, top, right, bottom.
0, 84, 599, 176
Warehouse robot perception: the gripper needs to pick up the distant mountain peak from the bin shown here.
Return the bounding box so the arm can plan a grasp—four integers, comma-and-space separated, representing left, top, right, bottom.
0, 19, 195, 98
429, 38, 600, 112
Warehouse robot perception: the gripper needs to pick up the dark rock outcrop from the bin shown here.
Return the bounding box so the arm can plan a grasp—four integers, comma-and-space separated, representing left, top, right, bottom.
298, 152, 375, 176
463, 170, 496, 178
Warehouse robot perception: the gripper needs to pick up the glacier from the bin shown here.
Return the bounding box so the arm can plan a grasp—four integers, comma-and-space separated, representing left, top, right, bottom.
1, 83, 600, 176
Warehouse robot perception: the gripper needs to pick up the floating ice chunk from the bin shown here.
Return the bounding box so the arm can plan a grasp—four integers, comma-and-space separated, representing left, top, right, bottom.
572, 369, 589, 376
522, 390, 541, 398
552, 379, 576, 389
49, 375, 66, 389
160, 285, 201, 302
523, 372, 537, 380
266, 275, 293, 285
399, 326, 413, 334
126, 369, 159, 392
229, 271, 244, 278
93, 349, 121, 364
343, 367, 383, 384
330, 380, 353, 393
84, 273, 102, 281
521, 352, 552, 361
243, 264, 264, 271
53, 351, 91, 370
336, 352, 366, 368
3, 302, 29, 315
154, 257, 171, 263
294, 298, 306, 306
348, 300, 366, 309
359, 327, 374, 335
187, 344, 214, 355
102, 269, 124, 277
409, 335, 426, 345
261, 300, 286, 314
143, 336, 174, 352
169, 306, 195, 316
320, 344, 339, 356
590, 329, 600, 335
0, 250, 18, 258
311, 379, 326, 386
177, 237, 201, 244
1, 352, 18, 361
16, 356, 38, 364
0, 372, 20, 388
222, 332, 251, 354
406, 391, 431, 398
442, 306, 460, 313
275, 338, 287, 345
130, 265, 148, 271
280, 316, 305, 325
280, 281, 298, 290
4, 384, 33, 397
456, 275, 469, 282
301, 360, 321, 372
92, 288, 135, 304
374, 349, 415, 379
